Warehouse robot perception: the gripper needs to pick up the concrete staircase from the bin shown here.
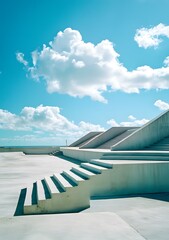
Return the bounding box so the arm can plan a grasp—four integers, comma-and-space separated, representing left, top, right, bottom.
100, 151, 169, 161
23, 161, 113, 215
145, 136, 169, 151
21, 152, 169, 215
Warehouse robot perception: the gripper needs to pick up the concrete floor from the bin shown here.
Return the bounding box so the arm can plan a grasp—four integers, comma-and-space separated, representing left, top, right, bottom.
0, 152, 169, 240
0, 152, 79, 217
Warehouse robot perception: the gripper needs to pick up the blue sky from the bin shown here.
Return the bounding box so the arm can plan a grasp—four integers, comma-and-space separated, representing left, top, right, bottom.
1, 0, 169, 146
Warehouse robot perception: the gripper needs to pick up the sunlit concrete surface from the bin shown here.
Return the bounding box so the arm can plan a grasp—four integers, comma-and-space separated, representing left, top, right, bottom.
0, 152, 79, 217
1, 152, 169, 240
84, 194, 169, 240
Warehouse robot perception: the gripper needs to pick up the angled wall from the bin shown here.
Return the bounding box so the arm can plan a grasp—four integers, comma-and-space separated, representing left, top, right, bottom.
69, 132, 103, 147
111, 110, 169, 151
80, 127, 138, 149
97, 128, 138, 149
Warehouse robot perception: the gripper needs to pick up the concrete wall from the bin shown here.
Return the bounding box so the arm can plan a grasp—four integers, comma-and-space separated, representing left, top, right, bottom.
81, 127, 138, 149
69, 132, 103, 147
112, 110, 169, 151
88, 161, 169, 197
60, 147, 110, 162
97, 129, 137, 149
0, 146, 60, 154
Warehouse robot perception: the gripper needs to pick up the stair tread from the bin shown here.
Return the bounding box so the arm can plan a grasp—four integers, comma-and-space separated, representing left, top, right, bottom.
90, 159, 113, 168
24, 185, 33, 206
44, 176, 59, 195
72, 166, 95, 177
37, 180, 46, 201
63, 170, 85, 182
81, 163, 108, 170
53, 173, 72, 189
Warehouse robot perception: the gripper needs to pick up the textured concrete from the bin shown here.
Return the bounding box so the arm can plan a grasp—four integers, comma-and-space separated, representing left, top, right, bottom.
0, 212, 145, 240
0, 146, 60, 154
1, 152, 169, 240
61, 146, 110, 161
69, 132, 103, 147
84, 194, 169, 240
0, 152, 79, 217
80, 127, 138, 149
112, 109, 169, 150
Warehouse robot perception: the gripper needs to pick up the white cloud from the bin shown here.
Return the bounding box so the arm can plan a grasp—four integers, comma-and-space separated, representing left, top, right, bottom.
128, 115, 136, 120
164, 56, 169, 67
107, 116, 149, 127
154, 99, 169, 110
18, 28, 169, 103
107, 119, 120, 127
16, 52, 28, 66
134, 23, 169, 48
0, 105, 105, 139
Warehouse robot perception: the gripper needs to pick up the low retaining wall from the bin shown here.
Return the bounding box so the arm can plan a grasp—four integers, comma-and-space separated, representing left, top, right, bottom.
60, 147, 110, 162
0, 146, 60, 154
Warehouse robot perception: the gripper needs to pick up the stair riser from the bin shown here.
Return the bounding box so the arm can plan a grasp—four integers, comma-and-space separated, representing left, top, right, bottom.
90, 160, 113, 168
104, 152, 169, 156
71, 168, 92, 179
36, 187, 90, 214
53, 175, 71, 192
24, 205, 39, 215
81, 164, 103, 174
62, 171, 85, 185
101, 156, 169, 160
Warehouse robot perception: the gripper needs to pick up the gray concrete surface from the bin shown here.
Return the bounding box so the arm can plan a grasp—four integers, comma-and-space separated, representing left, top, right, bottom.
112, 109, 169, 150
0, 213, 145, 240
0, 152, 79, 217
84, 194, 169, 240
81, 127, 138, 149
0, 152, 169, 240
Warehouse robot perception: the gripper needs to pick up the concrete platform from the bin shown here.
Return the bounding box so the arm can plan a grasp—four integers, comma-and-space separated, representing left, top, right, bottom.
0, 152, 79, 217
0, 152, 169, 240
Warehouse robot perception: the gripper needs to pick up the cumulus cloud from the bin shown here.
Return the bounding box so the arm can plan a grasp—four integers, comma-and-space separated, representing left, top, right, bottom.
106, 119, 119, 127
17, 28, 169, 103
134, 23, 169, 48
107, 115, 149, 127
128, 115, 136, 120
164, 56, 169, 67
154, 99, 169, 110
0, 105, 105, 139
16, 52, 28, 66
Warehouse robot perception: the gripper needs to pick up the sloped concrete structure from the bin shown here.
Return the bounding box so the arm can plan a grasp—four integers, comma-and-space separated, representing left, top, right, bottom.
112, 110, 169, 151
69, 131, 103, 148
80, 127, 139, 149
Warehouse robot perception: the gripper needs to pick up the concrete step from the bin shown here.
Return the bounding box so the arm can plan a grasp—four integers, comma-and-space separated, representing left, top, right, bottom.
90, 159, 113, 168
72, 166, 95, 179
81, 163, 108, 174
24, 185, 33, 208
103, 151, 169, 157
62, 170, 85, 185
24, 184, 38, 215
37, 180, 46, 201
101, 155, 169, 161
53, 173, 72, 191
44, 176, 60, 195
